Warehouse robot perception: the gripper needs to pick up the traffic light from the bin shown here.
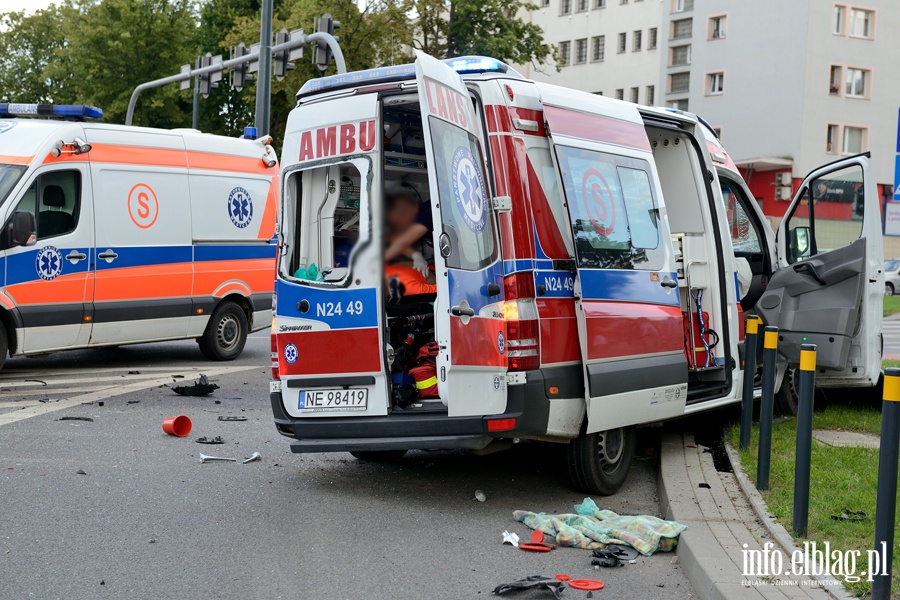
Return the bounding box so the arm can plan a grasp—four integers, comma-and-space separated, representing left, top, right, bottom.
199, 53, 223, 98
273, 29, 295, 81
231, 43, 252, 91
314, 13, 340, 72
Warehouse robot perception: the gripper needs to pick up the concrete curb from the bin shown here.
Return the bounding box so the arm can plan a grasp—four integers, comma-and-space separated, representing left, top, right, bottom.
723, 442, 855, 600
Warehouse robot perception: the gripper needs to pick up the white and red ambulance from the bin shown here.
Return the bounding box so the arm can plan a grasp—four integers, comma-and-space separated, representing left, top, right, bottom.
268, 54, 883, 494
0, 104, 279, 369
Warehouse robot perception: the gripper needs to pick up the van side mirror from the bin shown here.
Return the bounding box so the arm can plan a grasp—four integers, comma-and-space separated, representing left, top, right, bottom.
789, 225, 811, 263
4, 210, 37, 249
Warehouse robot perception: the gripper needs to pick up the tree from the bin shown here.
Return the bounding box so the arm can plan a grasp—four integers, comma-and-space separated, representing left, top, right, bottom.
0, 7, 71, 103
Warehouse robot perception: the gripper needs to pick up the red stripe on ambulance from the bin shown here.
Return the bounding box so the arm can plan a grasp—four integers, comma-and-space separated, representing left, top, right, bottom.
422, 78, 469, 128
582, 302, 684, 360
298, 120, 376, 161
277, 328, 382, 375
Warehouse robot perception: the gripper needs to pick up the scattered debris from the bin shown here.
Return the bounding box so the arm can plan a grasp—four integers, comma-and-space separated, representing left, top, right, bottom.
195, 436, 224, 445
98, 402, 104, 407
501, 531, 520, 547
214, 400, 221, 405
149, 539, 156, 544
199, 453, 236, 464
76, 469, 87, 475
698, 482, 711, 489
831, 509, 867, 521
656, 583, 665, 588
492, 575, 564, 599
591, 549, 624, 567
473, 489, 487, 502
162, 415, 192, 437
218, 416, 247, 422
59, 416, 94, 422
568, 579, 604, 592
24, 379, 47, 386
127, 400, 140, 404
127, 371, 141, 375
171, 375, 185, 379
171, 374, 219, 396
519, 543, 552, 553
607, 544, 640, 561
242, 452, 262, 464
553, 575, 570, 582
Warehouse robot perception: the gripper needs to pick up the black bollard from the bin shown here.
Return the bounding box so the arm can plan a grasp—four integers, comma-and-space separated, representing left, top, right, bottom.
740, 315, 760, 450
792, 343, 816, 538
871, 368, 900, 600
756, 325, 778, 491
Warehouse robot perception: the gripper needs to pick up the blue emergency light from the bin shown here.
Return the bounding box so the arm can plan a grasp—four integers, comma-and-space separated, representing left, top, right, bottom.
0, 103, 103, 120
297, 56, 521, 98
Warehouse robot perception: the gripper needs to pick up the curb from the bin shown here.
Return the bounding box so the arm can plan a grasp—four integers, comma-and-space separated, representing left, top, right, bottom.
723, 442, 855, 600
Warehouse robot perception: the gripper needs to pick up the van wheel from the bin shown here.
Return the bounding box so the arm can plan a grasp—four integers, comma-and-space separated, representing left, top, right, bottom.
566, 426, 636, 496
886, 283, 894, 296
350, 450, 408, 462
0, 324, 8, 371
198, 301, 248, 361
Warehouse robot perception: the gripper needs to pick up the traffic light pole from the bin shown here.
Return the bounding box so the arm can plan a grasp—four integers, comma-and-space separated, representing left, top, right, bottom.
254, 0, 273, 136
124, 30, 346, 126
192, 56, 200, 130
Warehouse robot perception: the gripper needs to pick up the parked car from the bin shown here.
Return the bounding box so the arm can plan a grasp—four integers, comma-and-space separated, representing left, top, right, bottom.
885, 259, 900, 295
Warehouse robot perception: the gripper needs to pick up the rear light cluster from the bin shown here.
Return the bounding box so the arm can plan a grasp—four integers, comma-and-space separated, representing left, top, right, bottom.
270, 330, 280, 380
502, 273, 540, 371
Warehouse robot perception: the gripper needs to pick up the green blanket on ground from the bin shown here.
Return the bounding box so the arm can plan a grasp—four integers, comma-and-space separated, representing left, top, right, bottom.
512, 498, 687, 556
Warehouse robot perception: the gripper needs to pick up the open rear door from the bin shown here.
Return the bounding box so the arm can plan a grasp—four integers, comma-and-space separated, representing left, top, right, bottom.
756, 153, 882, 387
538, 88, 688, 432
414, 52, 507, 417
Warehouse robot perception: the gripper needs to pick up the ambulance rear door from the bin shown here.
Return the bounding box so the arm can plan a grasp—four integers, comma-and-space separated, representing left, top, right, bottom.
415, 52, 507, 417
538, 87, 688, 432
756, 153, 882, 387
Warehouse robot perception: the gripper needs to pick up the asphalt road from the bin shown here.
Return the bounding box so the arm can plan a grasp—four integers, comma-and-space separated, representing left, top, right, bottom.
883, 318, 900, 358
0, 331, 694, 600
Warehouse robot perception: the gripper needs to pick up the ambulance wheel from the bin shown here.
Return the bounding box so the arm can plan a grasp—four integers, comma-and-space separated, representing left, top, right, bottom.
198, 301, 248, 361
0, 324, 7, 371
350, 450, 408, 462
566, 426, 636, 496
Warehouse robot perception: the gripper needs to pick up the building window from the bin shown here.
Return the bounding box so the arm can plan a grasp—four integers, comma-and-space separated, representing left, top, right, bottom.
576, 0, 589, 11
672, 18, 692, 39
670, 44, 691, 66
633, 30, 642, 51
669, 72, 690, 93
559, 41, 571, 66
826, 124, 838, 154
667, 99, 689, 111
591, 36, 606, 62
845, 67, 869, 98
709, 15, 726, 39
842, 126, 866, 154
560, 0, 572, 15
541, 0, 550, 6
620, 0, 628, 4
674, 0, 693, 12
849, 8, 873, 38
594, 0, 606, 7
574, 38, 588, 64
829, 65, 842, 95
833, 5, 845, 34
630, 87, 640, 103
617, 32, 627, 53
615, 88, 624, 100
648, 27, 658, 49
646, 85, 655, 105
707, 72, 724, 95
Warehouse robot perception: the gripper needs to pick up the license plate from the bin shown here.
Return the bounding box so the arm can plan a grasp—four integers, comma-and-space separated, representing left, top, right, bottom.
298, 388, 368, 412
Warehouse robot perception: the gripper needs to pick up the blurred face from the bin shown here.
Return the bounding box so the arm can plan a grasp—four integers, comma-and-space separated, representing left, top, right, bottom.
387, 195, 418, 231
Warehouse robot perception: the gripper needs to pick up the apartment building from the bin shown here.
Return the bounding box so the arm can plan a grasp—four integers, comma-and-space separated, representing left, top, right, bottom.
516, 0, 664, 105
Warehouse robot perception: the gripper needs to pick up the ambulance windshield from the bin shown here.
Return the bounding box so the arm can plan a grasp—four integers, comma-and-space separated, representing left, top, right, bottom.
0, 164, 26, 207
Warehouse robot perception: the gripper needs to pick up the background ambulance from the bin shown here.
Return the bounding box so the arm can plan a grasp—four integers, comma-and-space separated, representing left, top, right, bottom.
268, 55, 883, 494
0, 104, 278, 369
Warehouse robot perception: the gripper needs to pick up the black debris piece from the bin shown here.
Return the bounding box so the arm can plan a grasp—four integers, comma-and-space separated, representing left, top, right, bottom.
218, 416, 247, 422
196, 436, 224, 445
586, 593, 593, 599
590, 549, 624, 568
127, 400, 140, 404
698, 482, 711, 489
831, 509, 867, 521
493, 575, 564, 599
606, 544, 640, 561
76, 469, 87, 475
171, 374, 219, 397
25, 379, 47, 386
127, 371, 141, 375
214, 400, 221, 404
59, 416, 94, 422
98, 402, 104, 407
172, 375, 185, 379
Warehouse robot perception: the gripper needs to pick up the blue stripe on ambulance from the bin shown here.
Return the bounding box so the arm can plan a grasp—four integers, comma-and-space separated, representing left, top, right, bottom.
275, 279, 378, 330
578, 269, 680, 306
534, 269, 575, 298
5, 246, 92, 285
446, 261, 504, 313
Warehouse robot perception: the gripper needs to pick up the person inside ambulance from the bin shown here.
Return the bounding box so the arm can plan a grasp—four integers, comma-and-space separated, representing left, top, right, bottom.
384, 183, 436, 301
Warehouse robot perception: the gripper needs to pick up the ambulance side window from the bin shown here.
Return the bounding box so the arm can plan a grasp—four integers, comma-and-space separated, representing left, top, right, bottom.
12, 170, 81, 240
721, 181, 762, 253
556, 146, 664, 270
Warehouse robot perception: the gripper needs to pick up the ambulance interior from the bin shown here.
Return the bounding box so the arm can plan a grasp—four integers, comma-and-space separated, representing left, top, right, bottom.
645, 125, 731, 401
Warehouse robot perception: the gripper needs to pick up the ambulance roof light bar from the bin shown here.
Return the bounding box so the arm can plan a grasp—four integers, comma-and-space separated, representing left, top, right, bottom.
0, 104, 103, 121
297, 56, 522, 98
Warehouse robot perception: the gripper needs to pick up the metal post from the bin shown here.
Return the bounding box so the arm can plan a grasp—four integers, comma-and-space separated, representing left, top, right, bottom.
192, 57, 200, 130
756, 325, 778, 491
254, 0, 273, 136
792, 344, 816, 538
871, 368, 900, 600
740, 315, 760, 450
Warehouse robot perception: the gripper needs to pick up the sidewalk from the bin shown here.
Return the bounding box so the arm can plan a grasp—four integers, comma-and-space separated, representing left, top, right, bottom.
658, 433, 842, 600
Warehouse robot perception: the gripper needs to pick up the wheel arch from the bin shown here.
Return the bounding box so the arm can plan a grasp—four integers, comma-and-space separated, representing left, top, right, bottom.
0, 306, 20, 355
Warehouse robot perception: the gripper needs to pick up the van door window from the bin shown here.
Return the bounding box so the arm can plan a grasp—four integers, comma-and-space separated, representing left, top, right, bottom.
555, 146, 664, 270
12, 170, 82, 240
0, 164, 26, 206
721, 181, 761, 253
427, 116, 497, 271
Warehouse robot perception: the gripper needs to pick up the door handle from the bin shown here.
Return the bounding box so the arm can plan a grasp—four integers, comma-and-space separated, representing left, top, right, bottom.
66, 251, 87, 263
793, 262, 826, 286
660, 276, 678, 289
98, 249, 119, 263
451, 306, 476, 317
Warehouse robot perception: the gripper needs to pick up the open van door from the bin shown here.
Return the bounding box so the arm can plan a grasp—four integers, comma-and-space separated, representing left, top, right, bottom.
414, 52, 507, 417
756, 153, 882, 387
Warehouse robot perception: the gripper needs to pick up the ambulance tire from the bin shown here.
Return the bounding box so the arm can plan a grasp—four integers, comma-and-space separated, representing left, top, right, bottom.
349, 450, 408, 462
0, 324, 7, 371
566, 425, 636, 496
198, 301, 248, 361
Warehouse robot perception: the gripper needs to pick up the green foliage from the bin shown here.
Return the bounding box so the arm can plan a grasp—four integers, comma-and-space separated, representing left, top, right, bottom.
0, 7, 71, 103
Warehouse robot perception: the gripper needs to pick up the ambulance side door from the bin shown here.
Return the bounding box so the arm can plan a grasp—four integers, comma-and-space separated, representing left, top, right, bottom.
415, 52, 508, 417
756, 153, 882, 387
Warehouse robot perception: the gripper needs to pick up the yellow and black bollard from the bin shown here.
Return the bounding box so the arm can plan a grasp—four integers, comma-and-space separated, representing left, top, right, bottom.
756, 325, 778, 491
740, 315, 761, 450
792, 343, 816, 538
872, 368, 900, 600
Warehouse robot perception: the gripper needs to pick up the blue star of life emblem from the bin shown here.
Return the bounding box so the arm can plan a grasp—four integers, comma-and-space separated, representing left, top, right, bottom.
228, 187, 253, 229
284, 343, 299, 365
35, 245, 63, 281
451, 146, 486, 233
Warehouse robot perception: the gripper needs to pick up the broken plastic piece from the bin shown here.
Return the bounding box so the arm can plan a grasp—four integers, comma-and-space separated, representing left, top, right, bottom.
171, 374, 219, 396
492, 575, 564, 599
199, 453, 236, 463
568, 579, 604, 591
196, 436, 224, 445
218, 416, 247, 422
473, 489, 486, 502
59, 416, 93, 422
501, 531, 520, 547
242, 452, 261, 464
530, 530, 544, 543
519, 543, 552, 553
553, 575, 570, 582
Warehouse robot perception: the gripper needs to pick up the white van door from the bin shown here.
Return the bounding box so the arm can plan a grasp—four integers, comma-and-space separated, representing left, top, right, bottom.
415, 51, 508, 417
756, 154, 882, 387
